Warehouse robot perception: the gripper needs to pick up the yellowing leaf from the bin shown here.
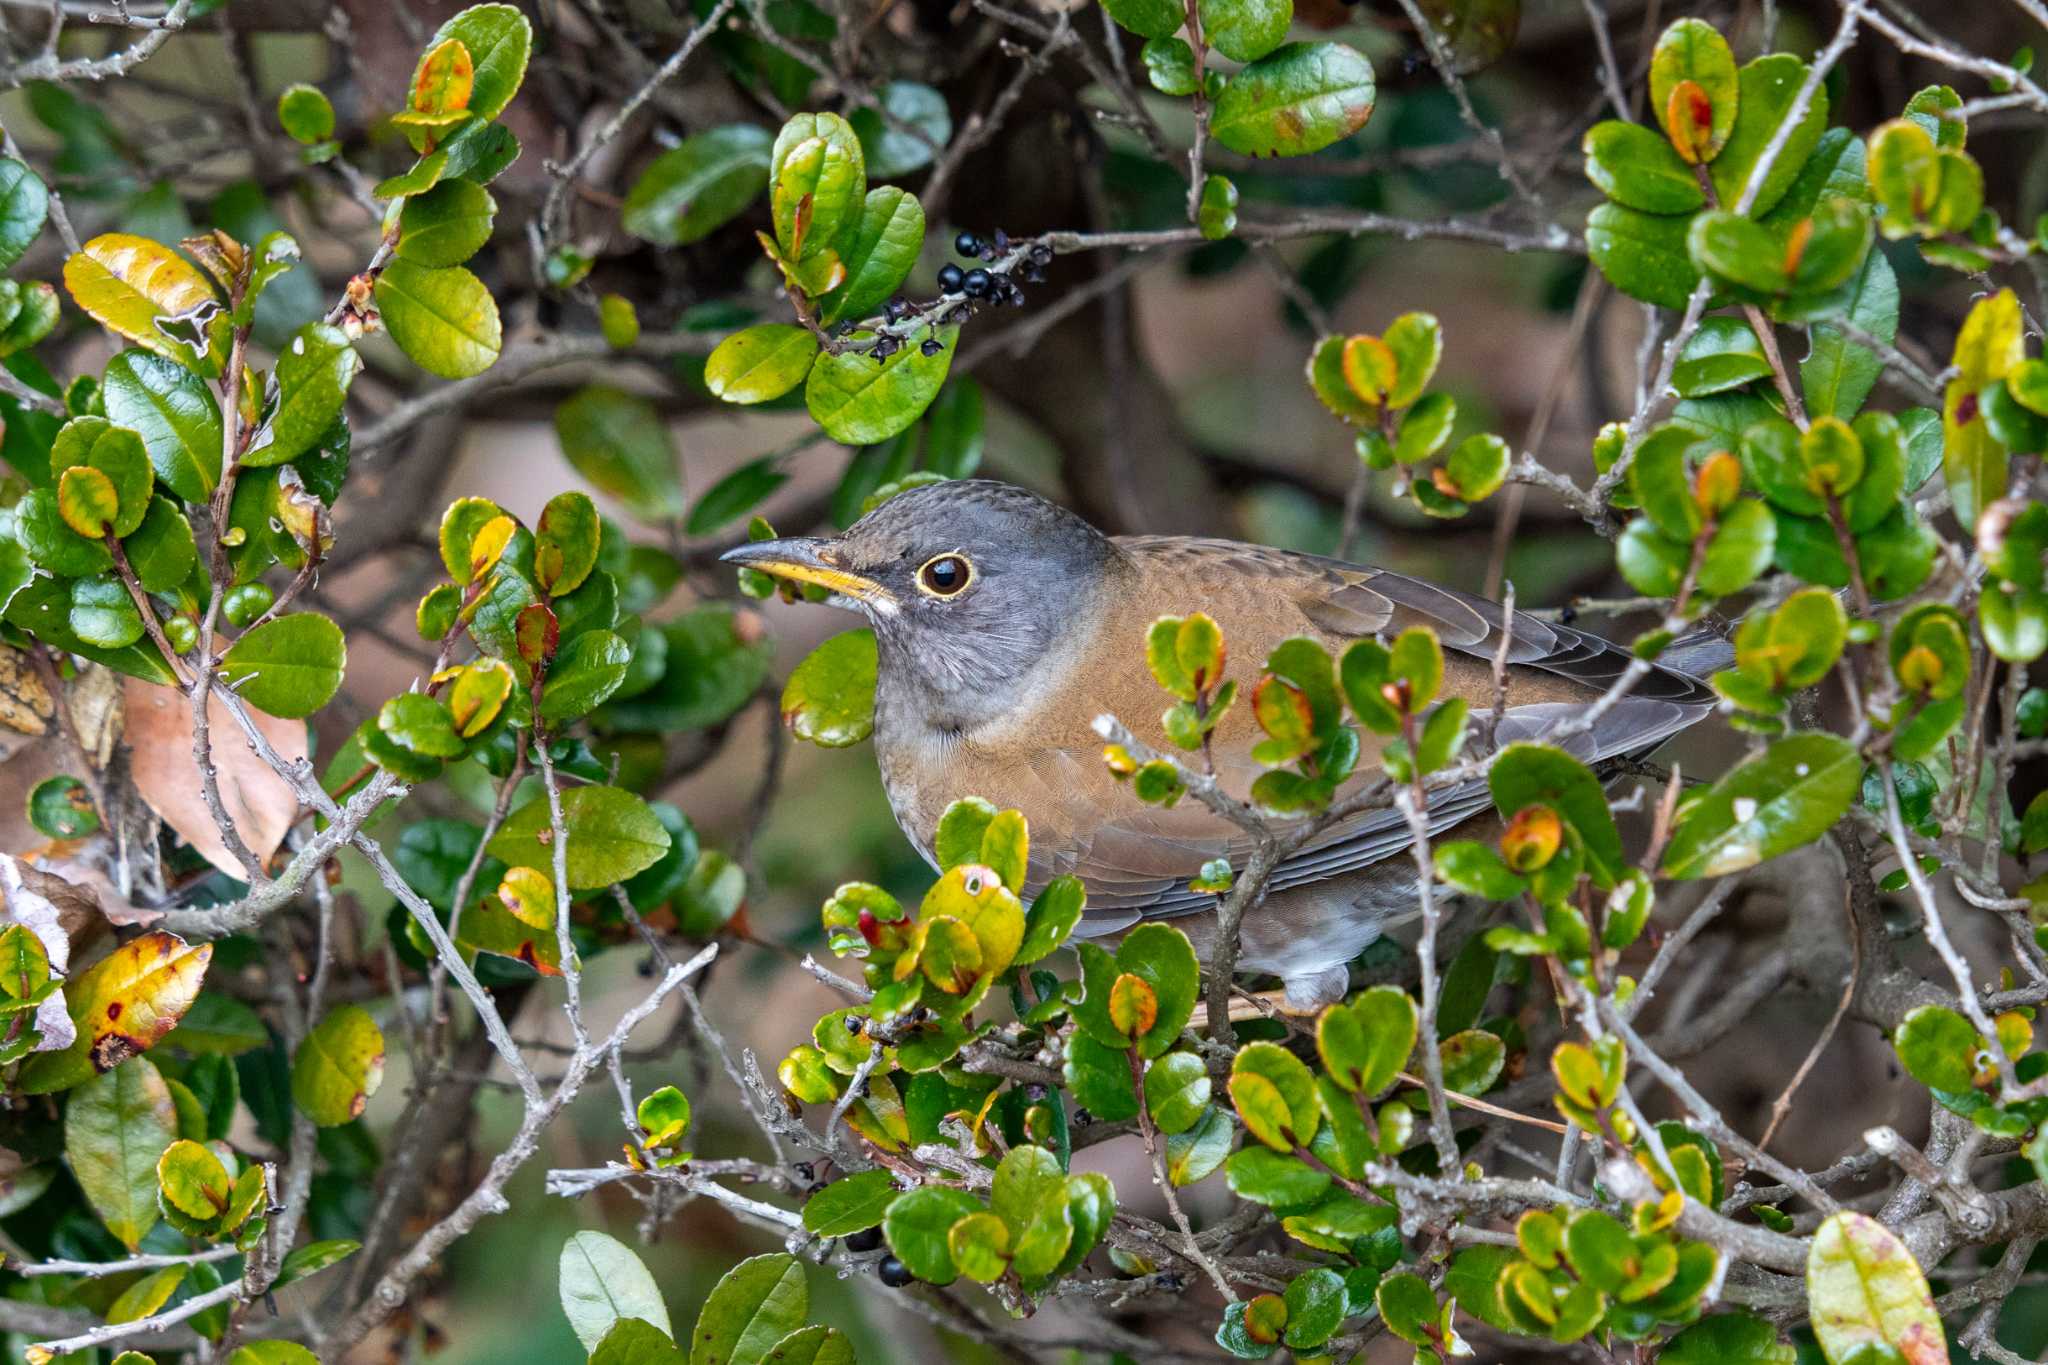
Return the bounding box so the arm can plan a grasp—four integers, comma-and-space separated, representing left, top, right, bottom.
1807, 1211, 1948, 1365
63, 234, 226, 376
291, 1004, 386, 1126
412, 38, 475, 116
1944, 288, 2022, 527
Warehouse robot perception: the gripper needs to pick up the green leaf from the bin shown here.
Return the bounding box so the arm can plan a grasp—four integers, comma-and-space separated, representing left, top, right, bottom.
27, 775, 98, 839
62, 233, 226, 376
70, 575, 142, 648
803, 1169, 898, 1236
1316, 985, 1416, 1096
418, 3, 531, 123
1710, 54, 1829, 217
1893, 1004, 1979, 1095
540, 630, 632, 722
559, 1230, 673, 1353
220, 613, 346, 719
1144, 38, 1199, 96
375, 260, 501, 380
1488, 742, 1625, 888
1586, 202, 1700, 309
1225, 1146, 1331, 1208
1674, 317, 1771, 397
488, 785, 672, 889
54, 418, 150, 538
921, 383, 986, 482
1282, 1266, 1347, 1350
1201, 0, 1291, 65
1377, 1271, 1440, 1346
0, 159, 48, 270
883, 1185, 982, 1285
1650, 19, 1738, 162
1167, 1105, 1233, 1186
291, 1004, 385, 1126
819, 187, 926, 326
1017, 875, 1084, 964
1801, 246, 1898, 422
535, 490, 601, 595
1806, 1211, 1944, 1365
1689, 210, 1790, 294
1100, 0, 1183, 41
598, 605, 771, 731
1662, 732, 1862, 879
591, 1320, 687, 1365
1230, 1041, 1320, 1150
1583, 120, 1705, 215
688, 457, 788, 535
623, 125, 773, 247
272, 1239, 360, 1290
1209, 43, 1377, 159
1114, 923, 1201, 1058
1661, 1314, 1795, 1364
556, 385, 685, 520
1198, 173, 1239, 240
244, 323, 359, 468
1063, 1028, 1140, 1122
707, 325, 822, 406
782, 628, 877, 747
101, 348, 223, 502
1144, 1050, 1212, 1134
277, 84, 335, 144
398, 179, 497, 268
771, 112, 865, 262
806, 327, 957, 445
690, 1251, 807, 1365
848, 81, 952, 178
65, 1059, 176, 1250
124, 495, 198, 593
762, 1326, 853, 1365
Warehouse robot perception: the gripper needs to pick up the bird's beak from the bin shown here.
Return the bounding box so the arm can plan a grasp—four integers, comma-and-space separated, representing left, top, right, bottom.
719, 537, 894, 608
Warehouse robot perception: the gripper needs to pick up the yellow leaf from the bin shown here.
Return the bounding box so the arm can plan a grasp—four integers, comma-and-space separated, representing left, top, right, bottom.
62, 234, 226, 376
1944, 288, 2022, 527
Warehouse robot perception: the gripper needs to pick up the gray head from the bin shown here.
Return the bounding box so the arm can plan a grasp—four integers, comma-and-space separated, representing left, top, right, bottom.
721, 481, 1124, 730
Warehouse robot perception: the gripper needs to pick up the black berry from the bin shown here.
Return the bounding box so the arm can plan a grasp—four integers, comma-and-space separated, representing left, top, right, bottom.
877, 1255, 914, 1287
846, 1227, 884, 1253
920, 338, 942, 356
936, 263, 965, 292
883, 298, 908, 321
846, 1015, 864, 1035
792, 1162, 814, 1185
962, 269, 992, 297
955, 231, 982, 256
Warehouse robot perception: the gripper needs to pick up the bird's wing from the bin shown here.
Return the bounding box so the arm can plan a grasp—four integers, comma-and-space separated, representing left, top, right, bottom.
1056, 541, 1719, 932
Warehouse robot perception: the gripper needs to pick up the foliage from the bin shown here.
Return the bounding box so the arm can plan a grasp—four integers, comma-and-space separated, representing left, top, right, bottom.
0, 2, 2040, 1364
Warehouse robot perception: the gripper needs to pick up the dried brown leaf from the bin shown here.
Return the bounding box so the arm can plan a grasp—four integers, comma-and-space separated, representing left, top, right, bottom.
122, 679, 305, 879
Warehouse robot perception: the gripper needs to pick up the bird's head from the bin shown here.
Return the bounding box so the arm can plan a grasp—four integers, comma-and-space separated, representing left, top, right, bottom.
721, 480, 1123, 728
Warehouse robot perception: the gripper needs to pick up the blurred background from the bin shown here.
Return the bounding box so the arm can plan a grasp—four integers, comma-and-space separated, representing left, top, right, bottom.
1, 0, 2045, 1358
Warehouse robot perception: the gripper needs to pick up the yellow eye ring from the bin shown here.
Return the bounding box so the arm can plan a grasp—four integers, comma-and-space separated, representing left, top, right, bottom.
915, 553, 975, 598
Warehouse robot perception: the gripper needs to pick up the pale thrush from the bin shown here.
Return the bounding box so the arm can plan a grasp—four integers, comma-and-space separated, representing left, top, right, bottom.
725, 480, 1724, 1009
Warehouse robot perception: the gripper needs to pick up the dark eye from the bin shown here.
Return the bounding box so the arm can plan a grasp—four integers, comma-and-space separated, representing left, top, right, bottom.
917, 554, 973, 597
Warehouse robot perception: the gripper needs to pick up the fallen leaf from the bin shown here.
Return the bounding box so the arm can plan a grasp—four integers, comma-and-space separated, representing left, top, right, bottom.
122, 679, 305, 879
25, 848, 158, 928
0, 645, 53, 765
66, 664, 123, 770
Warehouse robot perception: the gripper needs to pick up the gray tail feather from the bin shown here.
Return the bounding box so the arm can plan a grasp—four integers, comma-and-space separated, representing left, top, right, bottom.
1662, 615, 1735, 680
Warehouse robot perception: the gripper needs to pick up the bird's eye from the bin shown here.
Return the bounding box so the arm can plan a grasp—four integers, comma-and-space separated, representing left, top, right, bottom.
916, 553, 974, 598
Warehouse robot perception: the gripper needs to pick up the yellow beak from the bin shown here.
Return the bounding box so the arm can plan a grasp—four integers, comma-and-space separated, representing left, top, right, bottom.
719, 537, 894, 606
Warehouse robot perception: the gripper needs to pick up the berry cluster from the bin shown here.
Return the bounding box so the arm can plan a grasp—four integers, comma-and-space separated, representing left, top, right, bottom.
847, 227, 1053, 363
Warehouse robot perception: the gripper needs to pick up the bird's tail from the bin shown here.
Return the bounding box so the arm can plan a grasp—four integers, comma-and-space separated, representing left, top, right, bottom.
1661, 614, 1735, 680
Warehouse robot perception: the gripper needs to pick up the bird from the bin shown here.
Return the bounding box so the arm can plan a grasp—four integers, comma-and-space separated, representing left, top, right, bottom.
723, 479, 1726, 1011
